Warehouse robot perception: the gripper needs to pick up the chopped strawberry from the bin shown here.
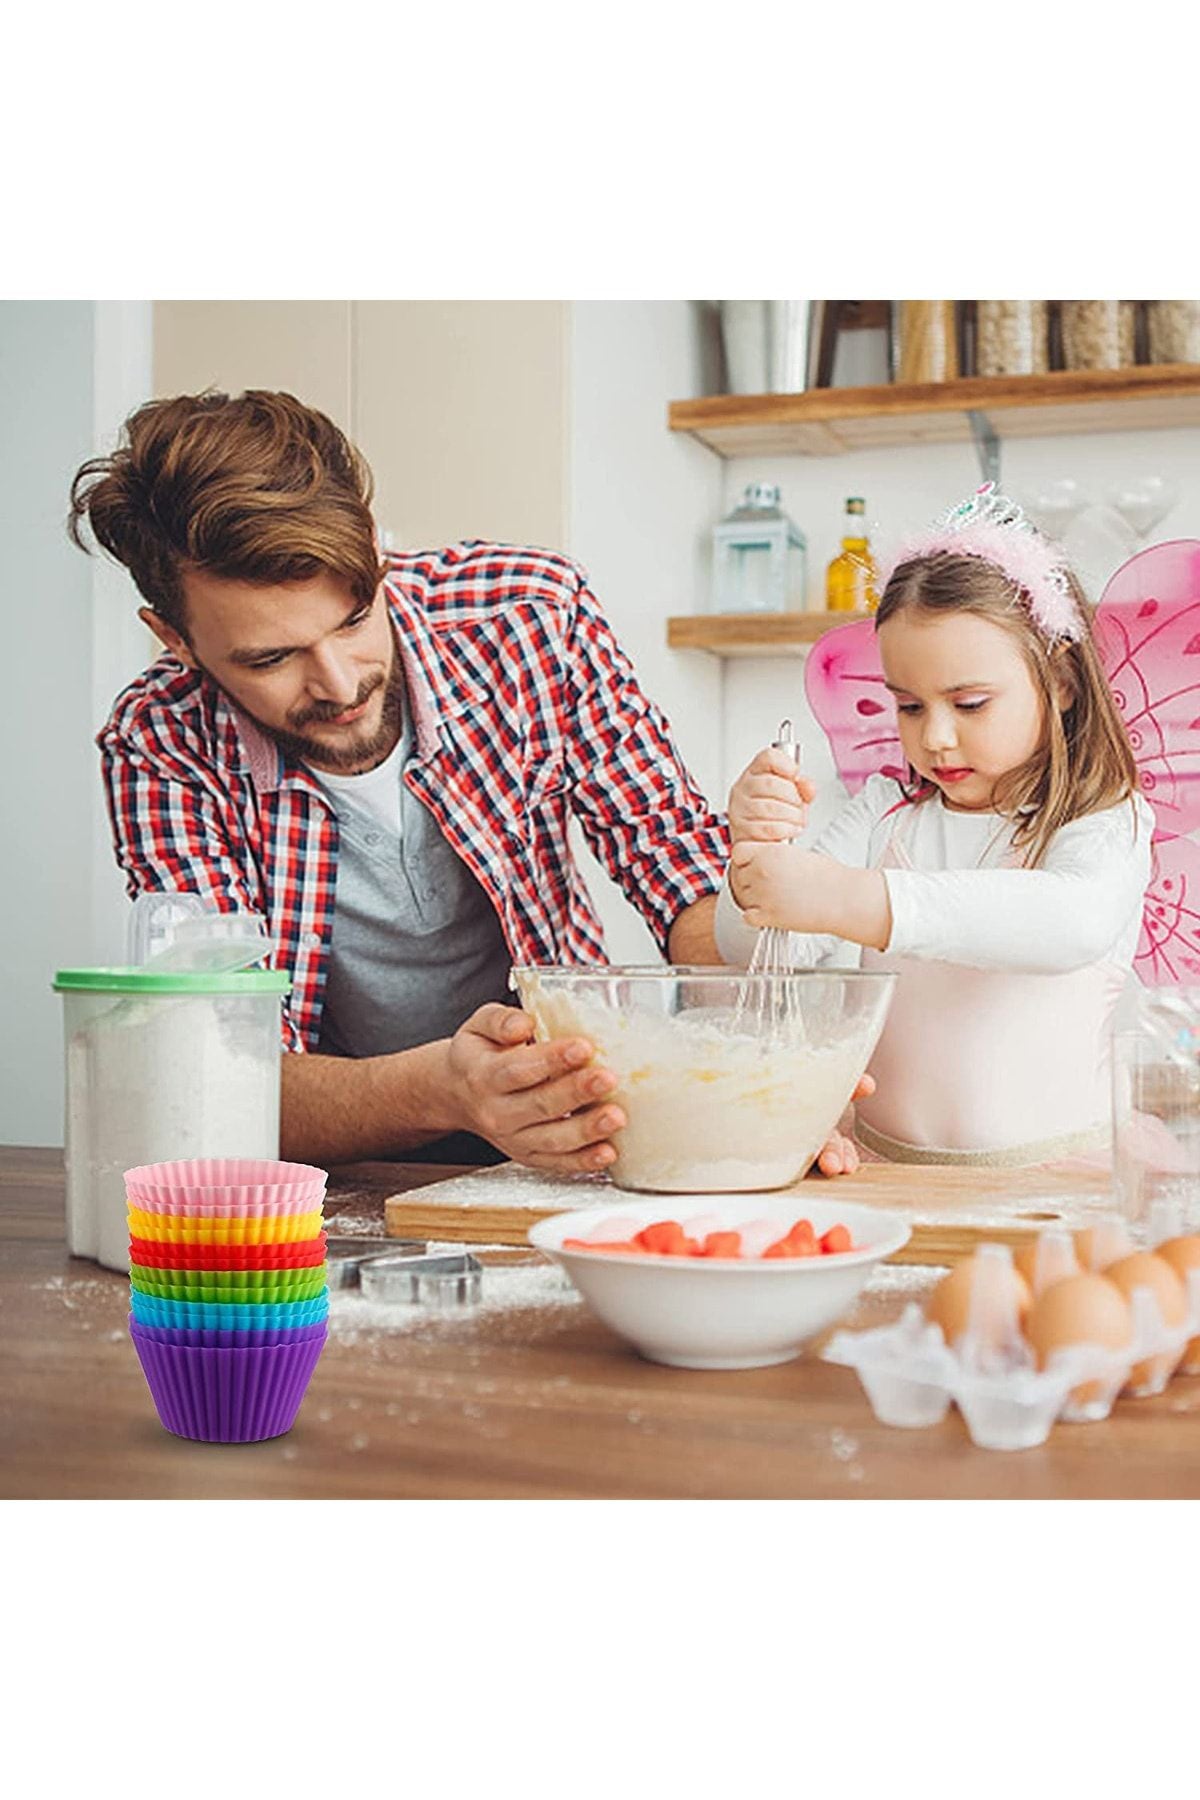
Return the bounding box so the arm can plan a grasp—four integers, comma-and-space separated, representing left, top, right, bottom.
636, 1220, 697, 1256
563, 1217, 856, 1261
701, 1231, 743, 1259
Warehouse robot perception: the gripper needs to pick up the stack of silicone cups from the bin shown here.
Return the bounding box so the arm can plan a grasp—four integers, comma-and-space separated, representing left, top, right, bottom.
124, 1158, 329, 1443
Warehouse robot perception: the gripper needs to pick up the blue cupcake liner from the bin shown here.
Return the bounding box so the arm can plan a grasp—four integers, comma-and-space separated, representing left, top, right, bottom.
130, 1288, 330, 1329
129, 1319, 331, 1349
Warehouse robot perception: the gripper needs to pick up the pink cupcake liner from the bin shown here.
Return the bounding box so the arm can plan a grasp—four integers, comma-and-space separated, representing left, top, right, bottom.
123, 1159, 327, 1215
130, 1325, 328, 1442
124, 1189, 326, 1217
124, 1158, 326, 1189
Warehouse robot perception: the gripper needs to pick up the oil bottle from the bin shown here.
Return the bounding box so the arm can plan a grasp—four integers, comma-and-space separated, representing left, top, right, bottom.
825, 496, 878, 612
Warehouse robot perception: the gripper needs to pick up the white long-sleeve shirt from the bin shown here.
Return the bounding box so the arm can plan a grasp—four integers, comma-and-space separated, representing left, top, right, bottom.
716, 775, 1154, 975
716, 777, 1155, 1162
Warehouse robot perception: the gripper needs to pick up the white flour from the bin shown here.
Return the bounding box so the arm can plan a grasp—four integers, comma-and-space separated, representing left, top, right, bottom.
327, 1261, 581, 1343
522, 986, 868, 1193
65, 993, 279, 1272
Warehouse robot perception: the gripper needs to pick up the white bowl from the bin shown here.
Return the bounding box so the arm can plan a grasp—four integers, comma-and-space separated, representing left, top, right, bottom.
529, 1194, 911, 1370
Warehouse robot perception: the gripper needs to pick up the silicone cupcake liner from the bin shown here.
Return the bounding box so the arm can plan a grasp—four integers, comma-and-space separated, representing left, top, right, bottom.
130, 1277, 328, 1306
130, 1303, 332, 1332
124, 1156, 326, 1193
130, 1325, 328, 1443
123, 1187, 327, 1218
130, 1262, 327, 1292
130, 1284, 328, 1309
130, 1319, 330, 1350
126, 1209, 324, 1245
127, 1235, 327, 1270
130, 1291, 330, 1330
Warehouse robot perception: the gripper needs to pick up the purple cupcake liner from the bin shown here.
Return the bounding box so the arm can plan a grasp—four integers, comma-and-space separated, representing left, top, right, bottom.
129, 1318, 330, 1350
130, 1325, 328, 1443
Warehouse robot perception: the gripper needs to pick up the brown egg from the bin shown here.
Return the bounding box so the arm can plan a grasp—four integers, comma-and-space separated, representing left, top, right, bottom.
1156, 1236, 1200, 1373
1104, 1252, 1189, 1392
1023, 1274, 1134, 1409
1014, 1233, 1081, 1296
925, 1255, 1031, 1351
1074, 1221, 1133, 1273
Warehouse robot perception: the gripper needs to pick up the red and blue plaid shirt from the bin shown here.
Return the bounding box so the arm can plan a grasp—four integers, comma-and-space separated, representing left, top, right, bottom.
99, 542, 729, 1051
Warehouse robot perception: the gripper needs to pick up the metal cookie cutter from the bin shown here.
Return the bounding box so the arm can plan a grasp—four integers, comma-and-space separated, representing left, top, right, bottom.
326, 1237, 426, 1292
359, 1250, 484, 1308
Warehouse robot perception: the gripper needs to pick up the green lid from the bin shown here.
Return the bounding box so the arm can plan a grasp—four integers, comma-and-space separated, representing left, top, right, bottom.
53, 968, 291, 995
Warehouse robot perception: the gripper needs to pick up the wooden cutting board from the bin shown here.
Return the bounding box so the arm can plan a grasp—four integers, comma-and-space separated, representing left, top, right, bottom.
384, 1157, 1116, 1266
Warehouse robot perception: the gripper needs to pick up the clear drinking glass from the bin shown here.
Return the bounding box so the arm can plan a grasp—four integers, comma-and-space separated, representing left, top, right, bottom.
1113, 1000, 1200, 1235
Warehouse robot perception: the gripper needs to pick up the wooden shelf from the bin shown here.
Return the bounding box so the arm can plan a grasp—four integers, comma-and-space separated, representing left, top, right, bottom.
668, 364, 1200, 459
667, 611, 869, 658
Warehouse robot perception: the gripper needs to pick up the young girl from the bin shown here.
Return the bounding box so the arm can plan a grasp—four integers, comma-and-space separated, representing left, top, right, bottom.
715, 486, 1154, 1167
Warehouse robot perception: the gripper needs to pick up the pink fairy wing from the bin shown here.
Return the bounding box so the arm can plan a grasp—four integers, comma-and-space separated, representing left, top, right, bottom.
1136, 833, 1200, 986
803, 617, 905, 794
1095, 541, 1200, 841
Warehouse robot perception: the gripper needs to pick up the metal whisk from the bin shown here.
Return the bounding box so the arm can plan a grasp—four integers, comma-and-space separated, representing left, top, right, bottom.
736, 719, 806, 1041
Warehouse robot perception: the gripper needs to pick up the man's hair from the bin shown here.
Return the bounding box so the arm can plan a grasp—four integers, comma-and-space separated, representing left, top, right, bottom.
68, 389, 385, 638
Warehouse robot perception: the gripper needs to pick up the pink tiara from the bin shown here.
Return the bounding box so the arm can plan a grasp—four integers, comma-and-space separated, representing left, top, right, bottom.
877, 483, 1084, 644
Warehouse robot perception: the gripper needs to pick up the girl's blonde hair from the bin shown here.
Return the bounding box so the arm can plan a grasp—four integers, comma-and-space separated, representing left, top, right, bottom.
875, 551, 1140, 868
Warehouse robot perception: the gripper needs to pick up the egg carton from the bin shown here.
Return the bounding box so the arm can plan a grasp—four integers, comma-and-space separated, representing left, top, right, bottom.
824, 1234, 1200, 1452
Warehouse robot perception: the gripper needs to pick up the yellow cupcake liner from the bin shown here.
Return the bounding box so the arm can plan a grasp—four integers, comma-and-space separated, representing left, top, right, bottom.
126, 1207, 324, 1245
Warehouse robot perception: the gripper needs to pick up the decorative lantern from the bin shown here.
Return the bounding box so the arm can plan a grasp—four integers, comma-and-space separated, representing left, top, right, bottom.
711, 482, 807, 613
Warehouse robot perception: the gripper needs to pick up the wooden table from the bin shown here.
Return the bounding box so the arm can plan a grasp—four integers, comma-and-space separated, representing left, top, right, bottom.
6, 1146, 1200, 1499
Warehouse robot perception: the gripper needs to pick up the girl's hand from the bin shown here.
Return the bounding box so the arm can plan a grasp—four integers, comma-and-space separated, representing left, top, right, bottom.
728, 748, 816, 846
815, 1074, 875, 1177
729, 841, 837, 929
730, 844, 893, 952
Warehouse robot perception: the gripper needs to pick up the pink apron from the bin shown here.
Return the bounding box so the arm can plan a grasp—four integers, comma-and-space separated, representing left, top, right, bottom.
852, 816, 1125, 1167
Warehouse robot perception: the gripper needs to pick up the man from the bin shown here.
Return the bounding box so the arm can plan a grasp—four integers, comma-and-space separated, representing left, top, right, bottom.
70, 389, 863, 1174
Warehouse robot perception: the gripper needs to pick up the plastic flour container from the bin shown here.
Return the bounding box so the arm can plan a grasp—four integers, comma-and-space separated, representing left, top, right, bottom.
53, 968, 290, 1272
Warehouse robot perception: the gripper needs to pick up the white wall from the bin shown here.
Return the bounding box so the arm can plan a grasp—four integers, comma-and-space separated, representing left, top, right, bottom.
567, 301, 724, 960
0, 302, 153, 1148
90, 304, 157, 960
1, 304, 97, 1145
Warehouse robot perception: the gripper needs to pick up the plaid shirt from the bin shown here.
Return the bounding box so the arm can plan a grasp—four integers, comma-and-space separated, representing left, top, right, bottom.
99, 542, 729, 1052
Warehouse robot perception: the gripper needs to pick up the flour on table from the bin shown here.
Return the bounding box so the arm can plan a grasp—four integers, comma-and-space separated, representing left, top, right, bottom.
327, 1261, 581, 1343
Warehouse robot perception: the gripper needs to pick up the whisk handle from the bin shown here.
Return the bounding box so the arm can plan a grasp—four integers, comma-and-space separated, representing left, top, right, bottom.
770, 719, 803, 766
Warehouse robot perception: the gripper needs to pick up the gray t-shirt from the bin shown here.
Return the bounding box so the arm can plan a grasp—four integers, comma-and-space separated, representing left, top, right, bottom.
311, 706, 512, 1058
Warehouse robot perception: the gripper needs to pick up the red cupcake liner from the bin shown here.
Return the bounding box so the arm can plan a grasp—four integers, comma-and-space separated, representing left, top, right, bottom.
127, 1234, 327, 1270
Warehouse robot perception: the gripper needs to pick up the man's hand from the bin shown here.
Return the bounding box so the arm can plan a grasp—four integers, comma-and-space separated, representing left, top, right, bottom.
728, 747, 816, 846
813, 1073, 875, 1176
447, 1004, 625, 1175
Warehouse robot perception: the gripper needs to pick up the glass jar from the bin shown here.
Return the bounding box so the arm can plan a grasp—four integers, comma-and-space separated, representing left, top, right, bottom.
54, 968, 290, 1271
1147, 300, 1200, 365
1060, 300, 1136, 370
975, 301, 1049, 376
896, 301, 959, 384
711, 482, 807, 612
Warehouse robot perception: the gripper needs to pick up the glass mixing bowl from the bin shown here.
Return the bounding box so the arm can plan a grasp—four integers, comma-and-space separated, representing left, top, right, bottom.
510, 966, 897, 1193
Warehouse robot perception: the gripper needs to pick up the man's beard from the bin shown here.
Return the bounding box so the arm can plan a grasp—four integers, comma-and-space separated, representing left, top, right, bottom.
221, 657, 406, 774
